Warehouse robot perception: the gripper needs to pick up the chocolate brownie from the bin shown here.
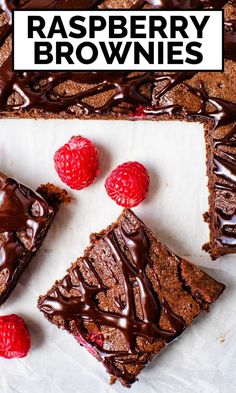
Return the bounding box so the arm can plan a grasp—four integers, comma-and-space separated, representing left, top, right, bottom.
38, 209, 225, 387
1, 0, 236, 260
0, 172, 69, 306
148, 66, 236, 260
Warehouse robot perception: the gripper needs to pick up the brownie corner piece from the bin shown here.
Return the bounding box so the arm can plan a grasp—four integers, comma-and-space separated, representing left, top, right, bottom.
0, 173, 69, 306
38, 209, 225, 387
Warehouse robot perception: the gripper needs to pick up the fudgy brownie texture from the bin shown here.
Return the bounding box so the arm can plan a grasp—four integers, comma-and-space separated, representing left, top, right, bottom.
38, 209, 225, 387
0, 172, 69, 306
1, 0, 236, 260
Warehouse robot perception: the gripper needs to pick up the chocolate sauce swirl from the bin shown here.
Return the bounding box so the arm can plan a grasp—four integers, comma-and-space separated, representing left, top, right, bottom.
212, 127, 236, 247
39, 223, 185, 383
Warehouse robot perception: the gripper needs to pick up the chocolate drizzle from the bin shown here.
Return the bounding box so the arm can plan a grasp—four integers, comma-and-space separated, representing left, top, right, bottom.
0, 176, 53, 297
143, 71, 196, 116
225, 20, 236, 60
214, 150, 236, 184
211, 127, 236, 247
216, 208, 236, 246
184, 83, 236, 128
133, 0, 229, 9
39, 223, 185, 383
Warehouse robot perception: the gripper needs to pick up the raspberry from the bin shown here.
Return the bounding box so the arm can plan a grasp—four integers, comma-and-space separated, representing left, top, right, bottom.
54, 136, 99, 190
105, 161, 150, 208
0, 314, 31, 359
76, 333, 102, 360
88, 332, 104, 348
133, 105, 146, 117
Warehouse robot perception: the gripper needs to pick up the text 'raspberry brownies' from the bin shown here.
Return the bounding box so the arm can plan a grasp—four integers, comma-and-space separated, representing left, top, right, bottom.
38, 209, 225, 387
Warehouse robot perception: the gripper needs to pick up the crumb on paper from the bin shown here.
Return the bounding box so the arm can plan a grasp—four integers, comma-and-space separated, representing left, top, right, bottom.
110, 376, 116, 385
218, 331, 229, 343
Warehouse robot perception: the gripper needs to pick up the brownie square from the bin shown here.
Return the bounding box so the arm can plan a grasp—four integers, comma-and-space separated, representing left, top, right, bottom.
0, 172, 69, 306
38, 209, 225, 387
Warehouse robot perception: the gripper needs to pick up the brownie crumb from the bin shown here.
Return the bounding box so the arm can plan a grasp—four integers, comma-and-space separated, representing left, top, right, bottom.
37, 183, 71, 211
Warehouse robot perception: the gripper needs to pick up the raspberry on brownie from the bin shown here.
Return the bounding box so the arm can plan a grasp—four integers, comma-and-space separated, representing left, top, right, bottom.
38, 209, 225, 387
0, 172, 69, 306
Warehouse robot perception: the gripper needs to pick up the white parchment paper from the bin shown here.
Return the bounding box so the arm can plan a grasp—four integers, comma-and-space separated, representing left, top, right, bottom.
0, 119, 235, 393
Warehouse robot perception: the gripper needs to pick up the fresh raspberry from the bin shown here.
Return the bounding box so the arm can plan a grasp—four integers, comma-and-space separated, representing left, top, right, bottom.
0, 314, 31, 359
54, 136, 99, 190
76, 333, 102, 360
105, 161, 150, 208
133, 105, 146, 117
88, 332, 104, 348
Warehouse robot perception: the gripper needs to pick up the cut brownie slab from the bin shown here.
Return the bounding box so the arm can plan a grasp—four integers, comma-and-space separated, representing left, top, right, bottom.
149, 64, 236, 259
38, 209, 225, 387
0, 172, 69, 306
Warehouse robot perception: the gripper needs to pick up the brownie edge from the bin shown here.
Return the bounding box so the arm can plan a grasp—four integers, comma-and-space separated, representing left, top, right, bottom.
38, 209, 225, 387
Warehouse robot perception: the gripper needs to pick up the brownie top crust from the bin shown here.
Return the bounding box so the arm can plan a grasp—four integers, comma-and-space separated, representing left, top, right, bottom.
0, 172, 55, 304
38, 209, 225, 386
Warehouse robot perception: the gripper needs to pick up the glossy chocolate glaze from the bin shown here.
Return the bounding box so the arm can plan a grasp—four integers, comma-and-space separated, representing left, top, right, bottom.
212, 127, 236, 247
225, 20, 236, 61
39, 223, 185, 384
184, 83, 236, 128
0, 176, 53, 301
